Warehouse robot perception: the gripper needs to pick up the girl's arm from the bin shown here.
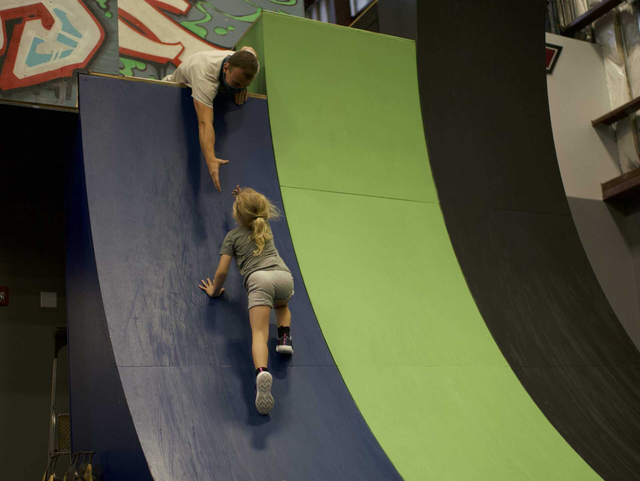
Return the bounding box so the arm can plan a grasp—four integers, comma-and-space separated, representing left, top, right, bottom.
212, 255, 232, 294
199, 255, 232, 298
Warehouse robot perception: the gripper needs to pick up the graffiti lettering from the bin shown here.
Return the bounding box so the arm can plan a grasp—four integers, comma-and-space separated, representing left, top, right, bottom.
117, 0, 299, 71
118, 0, 223, 68
0, 0, 299, 102
0, 0, 105, 90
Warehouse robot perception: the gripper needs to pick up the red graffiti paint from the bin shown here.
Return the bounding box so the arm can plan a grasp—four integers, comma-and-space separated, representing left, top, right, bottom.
0, 1, 105, 90
118, 0, 223, 68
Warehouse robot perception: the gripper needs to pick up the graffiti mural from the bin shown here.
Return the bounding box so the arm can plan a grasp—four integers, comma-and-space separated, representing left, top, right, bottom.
0, 0, 300, 107
0, 0, 104, 90
0, 0, 118, 107
118, 0, 220, 78
118, 0, 302, 79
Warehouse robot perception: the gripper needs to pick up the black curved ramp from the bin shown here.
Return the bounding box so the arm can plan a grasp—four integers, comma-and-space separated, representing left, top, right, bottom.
73, 74, 401, 481
415, 2, 640, 480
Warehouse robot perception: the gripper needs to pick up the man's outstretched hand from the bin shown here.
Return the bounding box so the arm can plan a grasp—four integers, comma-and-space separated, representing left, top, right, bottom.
234, 90, 249, 106
207, 157, 229, 192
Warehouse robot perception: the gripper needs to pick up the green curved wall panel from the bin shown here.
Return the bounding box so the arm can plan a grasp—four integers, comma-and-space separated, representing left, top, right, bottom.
243, 12, 602, 481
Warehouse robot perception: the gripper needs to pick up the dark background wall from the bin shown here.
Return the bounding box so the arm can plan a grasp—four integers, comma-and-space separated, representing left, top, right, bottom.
0, 104, 74, 479
377, 0, 416, 40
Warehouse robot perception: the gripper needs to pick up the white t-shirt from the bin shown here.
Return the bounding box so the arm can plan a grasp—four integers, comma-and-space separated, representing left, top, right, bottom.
164, 49, 232, 108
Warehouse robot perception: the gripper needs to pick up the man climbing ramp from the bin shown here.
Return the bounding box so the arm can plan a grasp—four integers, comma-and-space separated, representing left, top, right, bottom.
163, 47, 259, 192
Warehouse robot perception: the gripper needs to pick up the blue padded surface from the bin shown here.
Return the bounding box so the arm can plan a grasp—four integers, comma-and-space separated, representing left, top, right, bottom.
66, 121, 152, 480
76, 75, 401, 481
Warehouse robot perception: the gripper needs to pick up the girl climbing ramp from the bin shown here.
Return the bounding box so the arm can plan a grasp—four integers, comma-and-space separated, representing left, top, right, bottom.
199, 185, 294, 415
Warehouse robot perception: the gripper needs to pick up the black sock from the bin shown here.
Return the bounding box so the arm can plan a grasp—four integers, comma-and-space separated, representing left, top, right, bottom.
256, 367, 268, 376
278, 326, 290, 338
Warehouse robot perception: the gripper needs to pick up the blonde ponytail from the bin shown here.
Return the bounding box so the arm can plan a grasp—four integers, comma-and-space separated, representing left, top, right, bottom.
232, 188, 280, 256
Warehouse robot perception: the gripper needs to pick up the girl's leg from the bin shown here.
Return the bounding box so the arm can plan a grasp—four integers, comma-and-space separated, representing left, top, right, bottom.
250, 305, 275, 415
274, 300, 293, 354
249, 305, 271, 370
274, 300, 291, 328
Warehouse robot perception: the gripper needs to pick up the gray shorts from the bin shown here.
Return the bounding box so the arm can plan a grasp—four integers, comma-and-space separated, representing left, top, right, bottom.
246, 270, 294, 310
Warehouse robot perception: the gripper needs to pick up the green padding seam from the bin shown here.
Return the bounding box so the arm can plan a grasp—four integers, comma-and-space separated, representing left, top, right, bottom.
262, 12, 601, 481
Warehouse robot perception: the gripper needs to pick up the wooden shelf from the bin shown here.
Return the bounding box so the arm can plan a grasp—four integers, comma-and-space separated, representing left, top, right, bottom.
562, 0, 623, 37
592, 95, 640, 126
602, 168, 640, 201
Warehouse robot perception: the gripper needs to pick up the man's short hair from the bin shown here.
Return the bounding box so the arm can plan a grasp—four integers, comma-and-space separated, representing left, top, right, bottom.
228, 50, 259, 80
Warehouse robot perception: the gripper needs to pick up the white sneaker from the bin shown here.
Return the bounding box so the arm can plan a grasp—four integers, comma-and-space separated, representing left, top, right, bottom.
255, 371, 274, 415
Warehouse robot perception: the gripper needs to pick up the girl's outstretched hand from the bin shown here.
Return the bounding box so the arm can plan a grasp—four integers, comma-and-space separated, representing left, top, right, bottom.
232, 185, 241, 198
199, 278, 225, 298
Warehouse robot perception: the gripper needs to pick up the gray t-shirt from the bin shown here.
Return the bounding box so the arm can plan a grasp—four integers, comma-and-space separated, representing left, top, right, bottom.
220, 225, 290, 288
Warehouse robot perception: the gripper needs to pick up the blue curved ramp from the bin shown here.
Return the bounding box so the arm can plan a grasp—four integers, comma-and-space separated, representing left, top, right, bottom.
70, 75, 401, 480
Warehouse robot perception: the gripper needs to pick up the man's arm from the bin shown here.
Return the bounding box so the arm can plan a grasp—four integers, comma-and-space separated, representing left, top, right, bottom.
193, 99, 228, 192
234, 90, 249, 106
